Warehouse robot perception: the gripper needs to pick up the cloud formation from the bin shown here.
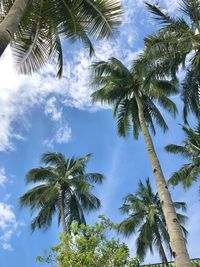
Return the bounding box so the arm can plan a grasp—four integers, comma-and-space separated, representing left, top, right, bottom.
0, 0, 148, 152
43, 122, 72, 148
0, 0, 181, 153
0, 39, 121, 152
44, 97, 62, 122
0, 168, 7, 186
0, 202, 23, 251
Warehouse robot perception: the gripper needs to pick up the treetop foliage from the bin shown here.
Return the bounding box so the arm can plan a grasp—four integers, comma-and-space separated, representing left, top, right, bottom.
37, 215, 141, 267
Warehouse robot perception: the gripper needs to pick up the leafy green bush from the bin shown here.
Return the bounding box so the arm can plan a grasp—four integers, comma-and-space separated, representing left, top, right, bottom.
37, 215, 140, 267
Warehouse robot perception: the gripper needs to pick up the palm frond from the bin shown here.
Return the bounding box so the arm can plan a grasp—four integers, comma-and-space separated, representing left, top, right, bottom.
118, 213, 145, 237
25, 167, 57, 184
129, 97, 141, 139
78, 190, 101, 211
182, 69, 200, 122
66, 154, 92, 177
173, 201, 187, 212
20, 184, 57, 211
41, 152, 66, 167
80, 173, 105, 184
49, 32, 63, 78
81, 0, 122, 39
116, 98, 131, 137
0, 0, 13, 23
181, 0, 200, 25
169, 162, 199, 188
148, 80, 179, 97
145, 2, 175, 26
176, 213, 188, 225
153, 228, 168, 264
12, 1, 56, 75
136, 222, 153, 260
142, 95, 168, 133
30, 197, 57, 232
65, 193, 86, 231
165, 144, 189, 157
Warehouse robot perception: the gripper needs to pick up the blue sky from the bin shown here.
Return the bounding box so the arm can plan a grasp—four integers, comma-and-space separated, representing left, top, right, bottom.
0, 0, 199, 266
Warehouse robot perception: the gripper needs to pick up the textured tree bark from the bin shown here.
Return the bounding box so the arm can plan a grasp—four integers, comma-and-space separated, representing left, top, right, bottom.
0, 0, 30, 56
60, 190, 67, 233
134, 92, 192, 267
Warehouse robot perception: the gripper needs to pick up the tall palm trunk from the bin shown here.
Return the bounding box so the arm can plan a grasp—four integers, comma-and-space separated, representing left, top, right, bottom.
0, 0, 29, 56
155, 228, 169, 265
60, 189, 67, 233
134, 92, 191, 267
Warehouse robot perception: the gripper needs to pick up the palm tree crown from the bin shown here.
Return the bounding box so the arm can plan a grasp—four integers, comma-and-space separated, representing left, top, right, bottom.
0, 0, 122, 77
143, 0, 200, 120
20, 152, 104, 232
166, 123, 200, 189
118, 178, 188, 263
91, 57, 178, 138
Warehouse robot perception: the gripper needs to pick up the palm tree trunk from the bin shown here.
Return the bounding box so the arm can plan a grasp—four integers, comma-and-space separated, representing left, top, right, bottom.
60, 190, 67, 233
134, 92, 191, 267
155, 229, 169, 265
0, 0, 30, 56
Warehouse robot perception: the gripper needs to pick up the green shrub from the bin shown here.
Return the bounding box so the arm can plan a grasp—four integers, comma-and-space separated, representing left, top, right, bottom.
37, 215, 140, 267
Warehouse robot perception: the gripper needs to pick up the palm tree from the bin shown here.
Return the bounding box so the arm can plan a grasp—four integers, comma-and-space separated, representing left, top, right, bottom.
91, 57, 191, 267
166, 123, 200, 191
20, 152, 104, 233
118, 178, 188, 264
0, 0, 121, 77
141, 1, 200, 121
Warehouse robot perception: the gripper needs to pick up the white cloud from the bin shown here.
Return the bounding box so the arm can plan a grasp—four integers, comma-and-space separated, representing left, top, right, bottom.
2, 243, 13, 251
121, 0, 145, 24
43, 96, 72, 147
0, 203, 16, 229
1, 0, 173, 153
55, 124, 72, 144
0, 202, 23, 251
43, 122, 72, 148
0, 0, 145, 152
0, 42, 118, 152
163, 0, 180, 13
0, 168, 6, 186
44, 97, 62, 121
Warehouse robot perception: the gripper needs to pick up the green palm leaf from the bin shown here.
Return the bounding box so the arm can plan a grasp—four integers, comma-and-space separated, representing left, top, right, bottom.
0, 0, 122, 75
143, 1, 200, 119
166, 124, 200, 190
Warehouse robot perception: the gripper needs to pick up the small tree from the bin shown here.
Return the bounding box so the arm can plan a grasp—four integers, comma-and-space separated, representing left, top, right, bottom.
37, 215, 140, 267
